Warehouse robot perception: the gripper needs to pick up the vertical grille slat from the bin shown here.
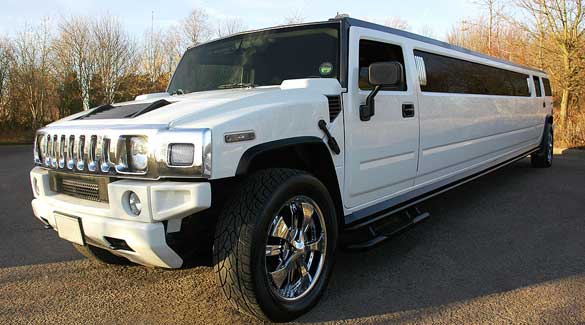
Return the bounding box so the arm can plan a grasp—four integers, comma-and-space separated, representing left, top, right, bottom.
77, 135, 86, 171
59, 135, 66, 169
89, 135, 98, 172
327, 96, 342, 122
67, 135, 75, 170
39, 132, 105, 173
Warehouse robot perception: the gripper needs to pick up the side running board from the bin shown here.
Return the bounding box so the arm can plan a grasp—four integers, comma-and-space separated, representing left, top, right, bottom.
343, 206, 430, 250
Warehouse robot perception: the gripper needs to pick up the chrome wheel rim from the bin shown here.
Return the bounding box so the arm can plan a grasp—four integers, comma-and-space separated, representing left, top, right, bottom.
265, 196, 327, 302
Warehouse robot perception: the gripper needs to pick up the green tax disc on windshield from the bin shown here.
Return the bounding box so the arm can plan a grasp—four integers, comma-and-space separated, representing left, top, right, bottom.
319, 62, 333, 76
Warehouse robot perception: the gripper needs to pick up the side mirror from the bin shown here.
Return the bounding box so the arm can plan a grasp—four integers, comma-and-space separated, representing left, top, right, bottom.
360, 61, 404, 121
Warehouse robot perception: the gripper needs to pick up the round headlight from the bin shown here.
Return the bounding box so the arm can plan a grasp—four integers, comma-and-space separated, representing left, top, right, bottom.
130, 137, 148, 171
128, 192, 142, 216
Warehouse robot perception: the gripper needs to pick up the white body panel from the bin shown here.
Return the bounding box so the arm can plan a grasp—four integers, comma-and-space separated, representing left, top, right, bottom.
343, 27, 420, 209
412, 43, 548, 185
29, 19, 553, 268
342, 26, 550, 220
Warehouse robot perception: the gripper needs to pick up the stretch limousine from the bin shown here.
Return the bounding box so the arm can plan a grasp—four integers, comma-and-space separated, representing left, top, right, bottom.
29, 16, 553, 321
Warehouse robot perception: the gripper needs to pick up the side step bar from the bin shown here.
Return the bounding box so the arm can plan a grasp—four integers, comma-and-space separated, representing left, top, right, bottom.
344, 206, 430, 250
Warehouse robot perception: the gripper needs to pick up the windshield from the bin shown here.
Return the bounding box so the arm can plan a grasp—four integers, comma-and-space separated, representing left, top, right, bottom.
167, 24, 340, 94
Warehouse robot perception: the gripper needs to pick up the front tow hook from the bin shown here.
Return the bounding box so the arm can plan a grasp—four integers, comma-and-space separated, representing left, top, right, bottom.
39, 217, 53, 230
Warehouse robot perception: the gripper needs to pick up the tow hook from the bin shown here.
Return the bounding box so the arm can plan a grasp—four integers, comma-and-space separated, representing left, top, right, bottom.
39, 217, 53, 229
318, 120, 341, 155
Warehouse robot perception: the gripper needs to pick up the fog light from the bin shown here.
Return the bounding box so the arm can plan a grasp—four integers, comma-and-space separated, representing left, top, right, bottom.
128, 192, 142, 216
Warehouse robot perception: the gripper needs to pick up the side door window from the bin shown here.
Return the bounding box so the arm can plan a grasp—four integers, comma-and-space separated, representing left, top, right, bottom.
358, 40, 407, 91
542, 78, 553, 96
533, 76, 542, 97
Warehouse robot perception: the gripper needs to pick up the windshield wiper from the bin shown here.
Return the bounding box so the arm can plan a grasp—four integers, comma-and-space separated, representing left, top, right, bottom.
218, 83, 258, 89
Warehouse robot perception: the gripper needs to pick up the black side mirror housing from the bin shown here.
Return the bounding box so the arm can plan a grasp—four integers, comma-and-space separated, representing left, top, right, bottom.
360, 61, 405, 121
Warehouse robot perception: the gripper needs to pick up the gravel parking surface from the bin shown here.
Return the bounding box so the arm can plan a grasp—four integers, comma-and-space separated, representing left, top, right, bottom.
1, 146, 584, 324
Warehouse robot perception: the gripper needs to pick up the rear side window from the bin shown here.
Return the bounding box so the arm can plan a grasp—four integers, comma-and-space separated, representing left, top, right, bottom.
414, 50, 530, 97
359, 40, 407, 91
542, 78, 553, 96
533, 76, 542, 97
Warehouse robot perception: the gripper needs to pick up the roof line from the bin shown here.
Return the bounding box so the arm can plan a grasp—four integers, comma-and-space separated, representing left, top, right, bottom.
338, 17, 546, 75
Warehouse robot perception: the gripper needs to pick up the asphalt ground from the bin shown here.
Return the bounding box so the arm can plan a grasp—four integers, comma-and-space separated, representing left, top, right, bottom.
1, 145, 584, 324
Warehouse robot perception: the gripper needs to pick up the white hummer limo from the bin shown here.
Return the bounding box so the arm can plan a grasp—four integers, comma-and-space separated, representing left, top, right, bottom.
30, 17, 554, 321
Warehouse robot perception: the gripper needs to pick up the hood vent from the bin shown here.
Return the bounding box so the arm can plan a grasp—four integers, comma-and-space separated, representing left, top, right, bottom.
77, 99, 172, 120
327, 96, 342, 122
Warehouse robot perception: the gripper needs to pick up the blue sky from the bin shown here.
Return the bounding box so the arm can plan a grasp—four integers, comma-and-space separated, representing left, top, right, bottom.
0, 0, 479, 40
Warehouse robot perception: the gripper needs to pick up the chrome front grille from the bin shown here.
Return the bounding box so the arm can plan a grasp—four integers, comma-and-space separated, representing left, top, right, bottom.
37, 132, 118, 176
34, 127, 211, 180
61, 178, 100, 202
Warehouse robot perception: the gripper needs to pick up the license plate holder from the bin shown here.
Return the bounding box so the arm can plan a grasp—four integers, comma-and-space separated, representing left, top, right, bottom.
54, 213, 85, 246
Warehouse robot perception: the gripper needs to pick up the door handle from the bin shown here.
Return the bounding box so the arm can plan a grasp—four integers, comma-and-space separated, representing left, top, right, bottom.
402, 103, 415, 118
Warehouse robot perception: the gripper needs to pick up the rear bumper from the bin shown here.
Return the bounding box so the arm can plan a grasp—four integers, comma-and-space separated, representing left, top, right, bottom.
30, 167, 212, 268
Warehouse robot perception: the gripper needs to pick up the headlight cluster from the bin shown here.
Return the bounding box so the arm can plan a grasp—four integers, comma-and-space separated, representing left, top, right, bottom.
116, 136, 149, 174
33, 128, 211, 179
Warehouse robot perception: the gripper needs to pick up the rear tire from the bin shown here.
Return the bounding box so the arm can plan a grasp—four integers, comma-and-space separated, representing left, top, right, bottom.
213, 168, 338, 322
531, 122, 553, 168
73, 244, 133, 265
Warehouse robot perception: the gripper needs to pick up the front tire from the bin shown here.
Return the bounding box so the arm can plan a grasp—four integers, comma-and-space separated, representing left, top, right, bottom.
531, 122, 554, 168
213, 169, 338, 322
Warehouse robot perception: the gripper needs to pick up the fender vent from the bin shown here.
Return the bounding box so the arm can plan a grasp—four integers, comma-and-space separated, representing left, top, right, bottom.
327, 96, 342, 122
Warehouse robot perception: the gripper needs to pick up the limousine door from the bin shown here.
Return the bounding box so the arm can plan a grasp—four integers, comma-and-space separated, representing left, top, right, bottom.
344, 27, 420, 212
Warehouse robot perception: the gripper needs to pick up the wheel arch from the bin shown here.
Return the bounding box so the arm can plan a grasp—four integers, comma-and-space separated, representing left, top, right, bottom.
235, 137, 345, 227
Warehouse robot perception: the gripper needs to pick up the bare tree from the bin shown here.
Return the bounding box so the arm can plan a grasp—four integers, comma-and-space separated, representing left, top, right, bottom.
164, 25, 187, 71
418, 25, 437, 38
516, 0, 585, 125
0, 38, 13, 123
475, 0, 504, 55
384, 17, 410, 30
215, 17, 247, 38
54, 16, 96, 111
284, 9, 307, 25
11, 20, 55, 129
182, 9, 211, 46
142, 27, 167, 85
92, 15, 137, 104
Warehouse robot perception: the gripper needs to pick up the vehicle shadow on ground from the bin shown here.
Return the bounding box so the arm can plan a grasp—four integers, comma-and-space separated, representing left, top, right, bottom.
299, 157, 585, 322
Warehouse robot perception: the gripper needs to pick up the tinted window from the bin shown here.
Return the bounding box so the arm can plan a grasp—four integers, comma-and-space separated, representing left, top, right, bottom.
533, 76, 542, 97
414, 50, 530, 97
542, 78, 553, 96
168, 25, 340, 94
359, 40, 407, 91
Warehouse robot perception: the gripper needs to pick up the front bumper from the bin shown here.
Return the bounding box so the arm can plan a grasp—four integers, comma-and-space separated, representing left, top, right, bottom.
30, 167, 212, 268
